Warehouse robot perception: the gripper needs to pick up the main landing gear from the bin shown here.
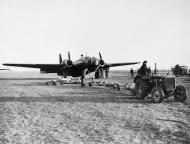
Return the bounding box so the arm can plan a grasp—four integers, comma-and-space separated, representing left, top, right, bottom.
81, 68, 88, 87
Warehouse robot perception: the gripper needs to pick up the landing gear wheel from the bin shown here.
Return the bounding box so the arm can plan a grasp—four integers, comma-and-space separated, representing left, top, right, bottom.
151, 86, 164, 103
95, 70, 100, 79
81, 68, 88, 87
174, 85, 187, 102
135, 79, 148, 99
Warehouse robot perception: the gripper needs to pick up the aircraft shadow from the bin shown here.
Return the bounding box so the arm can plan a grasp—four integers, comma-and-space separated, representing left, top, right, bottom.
13, 82, 49, 86
0, 78, 56, 81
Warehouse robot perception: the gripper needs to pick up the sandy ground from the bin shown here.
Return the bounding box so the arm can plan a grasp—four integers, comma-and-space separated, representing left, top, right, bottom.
0, 71, 190, 144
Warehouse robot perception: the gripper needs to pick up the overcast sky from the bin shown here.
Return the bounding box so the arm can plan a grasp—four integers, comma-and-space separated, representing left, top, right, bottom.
0, 0, 190, 70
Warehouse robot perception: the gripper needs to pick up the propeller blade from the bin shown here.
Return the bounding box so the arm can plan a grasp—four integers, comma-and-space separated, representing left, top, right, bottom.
94, 65, 101, 72
67, 52, 73, 66
95, 65, 103, 72
99, 52, 102, 60
59, 54, 62, 64
99, 52, 105, 65
68, 52, 71, 60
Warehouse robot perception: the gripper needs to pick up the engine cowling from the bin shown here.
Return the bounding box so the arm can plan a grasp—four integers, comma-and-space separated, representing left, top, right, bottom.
62, 59, 73, 67
90, 57, 99, 66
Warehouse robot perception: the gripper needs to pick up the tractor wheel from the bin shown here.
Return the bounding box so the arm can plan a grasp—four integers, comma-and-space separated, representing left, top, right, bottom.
174, 85, 187, 102
151, 86, 164, 103
135, 79, 148, 98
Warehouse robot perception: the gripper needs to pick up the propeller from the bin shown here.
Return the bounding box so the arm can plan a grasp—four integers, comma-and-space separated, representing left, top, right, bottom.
94, 52, 107, 78
94, 52, 102, 72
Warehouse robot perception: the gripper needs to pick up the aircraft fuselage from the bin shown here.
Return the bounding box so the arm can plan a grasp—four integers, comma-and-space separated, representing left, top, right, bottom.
59, 56, 99, 77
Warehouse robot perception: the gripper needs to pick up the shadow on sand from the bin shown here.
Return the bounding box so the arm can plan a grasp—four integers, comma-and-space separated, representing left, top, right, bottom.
0, 78, 56, 81
0, 94, 150, 104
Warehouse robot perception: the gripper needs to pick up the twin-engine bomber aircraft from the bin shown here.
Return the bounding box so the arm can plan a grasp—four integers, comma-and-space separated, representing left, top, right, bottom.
3, 52, 139, 78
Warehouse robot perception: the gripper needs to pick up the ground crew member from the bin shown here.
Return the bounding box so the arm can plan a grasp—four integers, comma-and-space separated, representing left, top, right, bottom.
147, 67, 151, 76
105, 68, 109, 78
130, 68, 134, 79
95, 70, 99, 79
81, 73, 84, 87
139, 60, 148, 76
99, 67, 103, 78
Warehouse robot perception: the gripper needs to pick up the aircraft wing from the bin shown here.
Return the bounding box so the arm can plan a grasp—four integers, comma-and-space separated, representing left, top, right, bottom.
0, 69, 9, 70
107, 62, 140, 67
3, 63, 62, 73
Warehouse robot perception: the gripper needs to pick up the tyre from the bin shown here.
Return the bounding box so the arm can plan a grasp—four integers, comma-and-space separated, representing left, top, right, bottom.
135, 79, 148, 98
151, 86, 164, 103
52, 80, 57, 85
174, 85, 187, 102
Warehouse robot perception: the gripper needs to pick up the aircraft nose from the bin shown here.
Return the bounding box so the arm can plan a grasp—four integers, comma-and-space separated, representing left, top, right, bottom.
91, 57, 99, 66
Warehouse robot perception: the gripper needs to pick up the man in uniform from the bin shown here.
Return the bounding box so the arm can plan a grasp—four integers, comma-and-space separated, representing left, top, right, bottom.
99, 66, 103, 78
147, 67, 151, 76
130, 68, 134, 79
105, 68, 109, 78
139, 60, 148, 76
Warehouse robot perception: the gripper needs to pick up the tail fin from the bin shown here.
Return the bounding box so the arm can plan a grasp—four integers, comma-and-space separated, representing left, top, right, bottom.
59, 54, 62, 64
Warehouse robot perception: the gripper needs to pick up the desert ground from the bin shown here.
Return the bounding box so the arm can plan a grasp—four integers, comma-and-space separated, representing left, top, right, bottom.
0, 71, 190, 144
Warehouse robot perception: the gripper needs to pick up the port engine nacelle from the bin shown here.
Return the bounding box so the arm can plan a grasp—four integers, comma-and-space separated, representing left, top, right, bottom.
62, 59, 72, 67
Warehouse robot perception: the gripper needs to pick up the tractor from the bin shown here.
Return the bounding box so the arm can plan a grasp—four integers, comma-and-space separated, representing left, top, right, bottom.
134, 74, 187, 103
